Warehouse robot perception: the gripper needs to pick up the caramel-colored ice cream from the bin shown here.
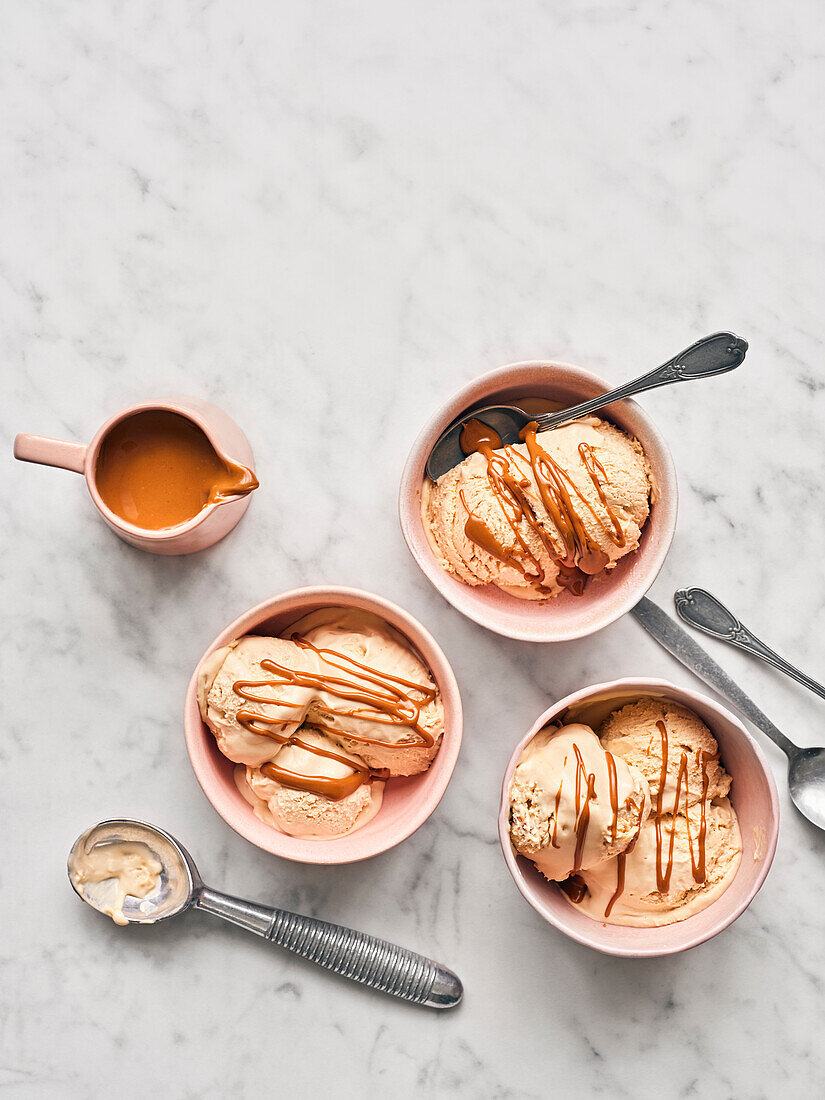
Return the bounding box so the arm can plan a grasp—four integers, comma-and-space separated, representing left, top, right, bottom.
509, 724, 649, 881
600, 698, 731, 810
508, 697, 741, 927
198, 608, 444, 839
575, 800, 742, 926
69, 841, 162, 926
240, 731, 384, 839
423, 415, 651, 600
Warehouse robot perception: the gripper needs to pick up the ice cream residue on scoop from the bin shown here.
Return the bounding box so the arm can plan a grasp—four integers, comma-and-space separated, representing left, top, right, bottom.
69, 841, 162, 926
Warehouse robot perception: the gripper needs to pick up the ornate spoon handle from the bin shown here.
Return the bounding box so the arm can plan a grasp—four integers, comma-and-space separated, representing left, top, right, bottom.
195, 888, 462, 1009
630, 597, 797, 759
533, 332, 748, 431
674, 587, 825, 706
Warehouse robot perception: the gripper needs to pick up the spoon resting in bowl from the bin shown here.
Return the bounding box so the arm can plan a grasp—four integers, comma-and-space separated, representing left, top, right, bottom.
425, 331, 747, 482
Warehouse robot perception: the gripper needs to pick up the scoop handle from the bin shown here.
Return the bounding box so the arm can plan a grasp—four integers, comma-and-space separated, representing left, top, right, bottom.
14, 433, 88, 474
195, 888, 462, 1009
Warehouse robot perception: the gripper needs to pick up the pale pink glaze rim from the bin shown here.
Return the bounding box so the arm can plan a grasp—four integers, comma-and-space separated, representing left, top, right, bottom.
497, 677, 780, 958
85, 398, 255, 544
183, 586, 463, 865
398, 360, 679, 641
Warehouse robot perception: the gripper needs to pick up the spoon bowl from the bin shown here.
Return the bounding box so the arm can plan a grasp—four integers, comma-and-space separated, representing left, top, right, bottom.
673, 587, 825, 834
424, 404, 530, 481
68, 820, 197, 924
788, 747, 825, 831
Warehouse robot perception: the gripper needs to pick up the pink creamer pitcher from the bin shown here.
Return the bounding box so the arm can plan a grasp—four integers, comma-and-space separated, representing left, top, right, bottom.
14, 396, 258, 555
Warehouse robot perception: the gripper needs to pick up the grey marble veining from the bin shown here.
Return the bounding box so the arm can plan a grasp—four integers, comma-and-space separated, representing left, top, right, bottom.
2, 1, 825, 1096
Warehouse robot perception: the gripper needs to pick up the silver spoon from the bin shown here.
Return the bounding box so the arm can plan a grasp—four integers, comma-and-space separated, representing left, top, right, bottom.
425, 331, 748, 482
631, 596, 825, 832
68, 819, 463, 1009
675, 587, 825, 704
673, 587, 825, 830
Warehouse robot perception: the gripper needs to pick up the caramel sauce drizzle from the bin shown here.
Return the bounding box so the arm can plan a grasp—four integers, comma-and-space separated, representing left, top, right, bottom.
519, 426, 610, 581
560, 875, 588, 904
459, 419, 503, 453
606, 854, 626, 919
605, 773, 647, 918
577, 443, 626, 548
261, 740, 372, 801
458, 432, 559, 592
458, 417, 628, 597
561, 744, 624, 908
550, 775, 564, 849
688, 750, 715, 884
561, 717, 716, 919
234, 634, 436, 801
651, 720, 714, 895
605, 751, 619, 844
572, 743, 597, 875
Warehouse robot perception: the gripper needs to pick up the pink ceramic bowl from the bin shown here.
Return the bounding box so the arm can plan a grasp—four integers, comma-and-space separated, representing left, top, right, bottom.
399, 361, 678, 641
184, 587, 463, 864
498, 678, 779, 957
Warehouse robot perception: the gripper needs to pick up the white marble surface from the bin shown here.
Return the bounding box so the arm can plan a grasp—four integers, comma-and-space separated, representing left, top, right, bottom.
2, 1, 825, 1096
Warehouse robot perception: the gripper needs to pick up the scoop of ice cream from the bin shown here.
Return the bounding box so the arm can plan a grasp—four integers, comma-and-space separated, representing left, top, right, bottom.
198, 608, 444, 840
291, 608, 444, 775
198, 609, 444, 776
422, 416, 651, 600
422, 450, 557, 596
239, 730, 384, 839
198, 636, 322, 766
573, 799, 742, 926
509, 723, 650, 880
599, 697, 731, 812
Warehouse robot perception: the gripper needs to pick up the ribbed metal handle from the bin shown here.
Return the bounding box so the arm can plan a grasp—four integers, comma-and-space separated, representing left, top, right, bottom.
267, 909, 462, 1008
194, 887, 462, 1009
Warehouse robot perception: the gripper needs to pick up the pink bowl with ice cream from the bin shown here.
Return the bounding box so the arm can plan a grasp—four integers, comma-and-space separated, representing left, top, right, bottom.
184, 587, 463, 864
498, 677, 780, 958
399, 361, 678, 641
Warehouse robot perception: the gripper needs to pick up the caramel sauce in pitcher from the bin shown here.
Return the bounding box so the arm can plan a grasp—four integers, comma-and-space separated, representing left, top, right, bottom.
95, 410, 258, 530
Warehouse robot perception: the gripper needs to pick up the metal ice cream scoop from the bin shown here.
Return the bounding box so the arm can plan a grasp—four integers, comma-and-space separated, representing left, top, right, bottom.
425, 331, 748, 482
68, 819, 463, 1009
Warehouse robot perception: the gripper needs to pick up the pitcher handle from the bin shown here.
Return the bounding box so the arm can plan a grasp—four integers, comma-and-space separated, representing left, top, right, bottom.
14, 434, 88, 474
